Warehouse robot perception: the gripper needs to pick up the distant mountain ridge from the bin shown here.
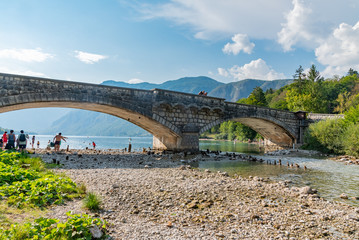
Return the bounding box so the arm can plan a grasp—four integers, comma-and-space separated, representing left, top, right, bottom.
101, 76, 224, 95
208, 79, 292, 102
45, 77, 292, 136
102, 77, 292, 102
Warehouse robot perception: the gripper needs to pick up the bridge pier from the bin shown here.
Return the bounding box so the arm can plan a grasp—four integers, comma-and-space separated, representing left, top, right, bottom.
153, 132, 199, 152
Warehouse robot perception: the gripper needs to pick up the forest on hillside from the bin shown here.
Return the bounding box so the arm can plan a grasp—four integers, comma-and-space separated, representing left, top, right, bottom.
203, 66, 359, 156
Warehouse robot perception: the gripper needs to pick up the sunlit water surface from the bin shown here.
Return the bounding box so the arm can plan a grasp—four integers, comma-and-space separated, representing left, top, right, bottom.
199, 140, 359, 207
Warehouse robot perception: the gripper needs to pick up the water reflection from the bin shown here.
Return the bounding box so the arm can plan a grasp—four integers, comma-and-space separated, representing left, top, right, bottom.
199, 140, 264, 154
198, 141, 359, 207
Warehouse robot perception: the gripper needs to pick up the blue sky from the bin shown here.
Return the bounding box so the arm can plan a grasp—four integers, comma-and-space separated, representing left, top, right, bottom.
1, 0, 358, 85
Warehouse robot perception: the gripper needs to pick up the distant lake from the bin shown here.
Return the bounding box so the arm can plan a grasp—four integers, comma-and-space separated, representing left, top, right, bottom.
31, 135, 263, 154
31, 135, 153, 151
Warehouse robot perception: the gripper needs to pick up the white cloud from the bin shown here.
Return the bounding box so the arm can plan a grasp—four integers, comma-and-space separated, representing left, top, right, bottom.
74, 51, 107, 64
217, 67, 228, 77
315, 21, 359, 77
0, 67, 47, 77
277, 0, 358, 51
0, 48, 53, 62
220, 59, 286, 81
277, 0, 314, 51
140, 0, 291, 40
127, 78, 144, 84
223, 34, 254, 55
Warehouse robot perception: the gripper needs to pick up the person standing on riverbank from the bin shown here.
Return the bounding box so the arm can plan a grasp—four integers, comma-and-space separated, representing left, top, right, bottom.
53, 133, 67, 152
7, 130, 16, 149
17, 130, 27, 151
31, 136, 35, 148
128, 138, 132, 152
2, 131, 8, 149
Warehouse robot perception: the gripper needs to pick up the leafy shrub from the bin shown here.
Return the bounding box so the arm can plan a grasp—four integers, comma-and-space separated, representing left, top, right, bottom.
0, 212, 108, 240
0, 151, 79, 208
0, 151, 20, 165
0, 162, 39, 186
342, 123, 359, 157
303, 119, 346, 154
1, 173, 78, 208
83, 192, 102, 211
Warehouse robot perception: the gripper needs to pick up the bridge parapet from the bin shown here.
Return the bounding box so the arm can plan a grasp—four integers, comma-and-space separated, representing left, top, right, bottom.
307, 113, 344, 122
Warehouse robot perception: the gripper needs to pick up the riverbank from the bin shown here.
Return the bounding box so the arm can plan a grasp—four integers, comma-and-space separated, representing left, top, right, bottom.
34, 150, 359, 239
266, 148, 359, 166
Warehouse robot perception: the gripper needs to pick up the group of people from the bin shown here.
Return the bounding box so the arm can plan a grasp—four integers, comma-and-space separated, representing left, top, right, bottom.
0, 130, 36, 151
198, 90, 208, 96
0, 131, 68, 152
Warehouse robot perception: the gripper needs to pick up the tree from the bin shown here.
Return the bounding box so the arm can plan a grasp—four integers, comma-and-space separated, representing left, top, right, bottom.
307, 64, 324, 83
347, 68, 358, 76
246, 86, 267, 106
334, 91, 350, 113
293, 65, 306, 93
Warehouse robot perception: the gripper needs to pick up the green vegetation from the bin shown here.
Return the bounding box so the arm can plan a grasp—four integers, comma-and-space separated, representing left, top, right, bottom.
303, 104, 359, 156
83, 192, 102, 211
0, 151, 80, 209
0, 212, 108, 240
0, 151, 108, 239
203, 65, 359, 156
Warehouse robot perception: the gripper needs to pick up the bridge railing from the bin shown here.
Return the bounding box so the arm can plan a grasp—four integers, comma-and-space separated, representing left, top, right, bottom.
307, 113, 344, 122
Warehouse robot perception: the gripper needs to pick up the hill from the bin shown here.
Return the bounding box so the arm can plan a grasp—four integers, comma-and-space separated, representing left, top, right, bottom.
102, 76, 224, 94
209, 79, 292, 102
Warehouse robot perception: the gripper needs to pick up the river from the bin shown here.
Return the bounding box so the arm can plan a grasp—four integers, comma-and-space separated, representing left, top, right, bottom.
31, 135, 358, 206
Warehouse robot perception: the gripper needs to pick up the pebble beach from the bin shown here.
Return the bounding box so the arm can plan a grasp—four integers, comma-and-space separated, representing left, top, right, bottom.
34, 149, 359, 240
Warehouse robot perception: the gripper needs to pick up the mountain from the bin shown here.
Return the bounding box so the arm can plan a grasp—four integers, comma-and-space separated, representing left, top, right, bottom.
102, 76, 224, 94
49, 110, 149, 137
46, 77, 293, 136
209, 79, 292, 102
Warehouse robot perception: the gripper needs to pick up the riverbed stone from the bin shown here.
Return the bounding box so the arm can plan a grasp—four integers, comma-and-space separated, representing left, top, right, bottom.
33, 149, 359, 239
340, 193, 349, 199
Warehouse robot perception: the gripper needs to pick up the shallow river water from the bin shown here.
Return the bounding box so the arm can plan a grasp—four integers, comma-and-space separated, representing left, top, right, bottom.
32, 136, 359, 206
199, 140, 359, 207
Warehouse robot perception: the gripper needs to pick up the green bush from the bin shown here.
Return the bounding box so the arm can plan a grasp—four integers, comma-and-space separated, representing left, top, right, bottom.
303, 119, 346, 154
0, 212, 108, 240
83, 192, 102, 211
342, 123, 359, 157
0, 151, 79, 208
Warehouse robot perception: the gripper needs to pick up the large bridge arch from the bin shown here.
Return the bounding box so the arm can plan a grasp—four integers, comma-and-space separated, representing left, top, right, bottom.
0, 100, 182, 150
0, 74, 185, 150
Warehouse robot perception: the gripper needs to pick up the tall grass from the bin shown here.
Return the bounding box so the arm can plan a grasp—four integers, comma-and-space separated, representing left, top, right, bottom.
83, 192, 102, 211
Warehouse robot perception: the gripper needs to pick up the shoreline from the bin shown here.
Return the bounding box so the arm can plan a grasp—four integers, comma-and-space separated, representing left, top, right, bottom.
33, 150, 359, 239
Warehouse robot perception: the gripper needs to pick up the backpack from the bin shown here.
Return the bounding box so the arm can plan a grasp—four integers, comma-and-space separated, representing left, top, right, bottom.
19, 134, 26, 142
8, 134, 15, 141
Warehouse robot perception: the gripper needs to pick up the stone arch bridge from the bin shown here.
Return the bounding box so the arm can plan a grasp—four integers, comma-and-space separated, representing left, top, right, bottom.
0, 73, 318, 151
